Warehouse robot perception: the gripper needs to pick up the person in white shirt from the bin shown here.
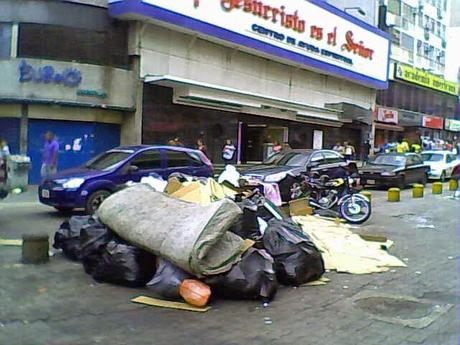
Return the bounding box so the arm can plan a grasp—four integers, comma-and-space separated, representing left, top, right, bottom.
222, 139, 236, 165
0, 138, 10, 162
343, 141, 355, 161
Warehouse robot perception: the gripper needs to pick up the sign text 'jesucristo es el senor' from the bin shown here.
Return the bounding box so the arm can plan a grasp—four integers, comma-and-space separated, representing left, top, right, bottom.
109, 0, 390, 89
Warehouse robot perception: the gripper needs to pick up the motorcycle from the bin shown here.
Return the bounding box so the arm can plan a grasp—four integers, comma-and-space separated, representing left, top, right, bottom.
290, 172, 371, 224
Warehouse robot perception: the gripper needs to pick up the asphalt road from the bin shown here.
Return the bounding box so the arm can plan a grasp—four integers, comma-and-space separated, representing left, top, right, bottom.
0, 184, 459, 345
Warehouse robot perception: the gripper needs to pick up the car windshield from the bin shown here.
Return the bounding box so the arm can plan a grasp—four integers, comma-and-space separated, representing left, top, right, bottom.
370, 155, 406, 166
264, 152, 283, 165
85, 151, 131, 171
421, 153, 443, 162
274, 152, 310, 167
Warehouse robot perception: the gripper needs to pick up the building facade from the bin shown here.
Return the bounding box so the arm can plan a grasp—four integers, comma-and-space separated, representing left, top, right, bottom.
0, 0, 136, 183
110, 0, 390, 163
445, 0, 460, 87
374, 0, 459, 150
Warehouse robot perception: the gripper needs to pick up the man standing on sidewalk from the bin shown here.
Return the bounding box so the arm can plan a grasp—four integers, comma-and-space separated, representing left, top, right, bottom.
41, 131, 59, 180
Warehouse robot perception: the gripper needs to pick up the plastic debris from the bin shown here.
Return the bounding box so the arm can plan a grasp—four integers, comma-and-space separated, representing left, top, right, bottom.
179, 279, 211, 307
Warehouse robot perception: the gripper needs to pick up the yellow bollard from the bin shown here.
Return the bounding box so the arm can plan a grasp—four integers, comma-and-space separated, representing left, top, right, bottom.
361, 191, 372, 204
388, 188, 400, 202
412, 184, 424, 198
432, 182, 443, 195
449, 179, 458, 191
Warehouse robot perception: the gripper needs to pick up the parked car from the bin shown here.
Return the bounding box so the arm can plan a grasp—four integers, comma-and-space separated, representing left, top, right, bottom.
421, 151, 460, 181
38, 145, 213, 214
243, 149, 357, 201
359, 153, 429, 189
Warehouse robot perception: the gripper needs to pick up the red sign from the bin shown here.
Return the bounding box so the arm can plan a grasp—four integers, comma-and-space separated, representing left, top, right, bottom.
377, 108, 398, 124
422, 116, 443, 129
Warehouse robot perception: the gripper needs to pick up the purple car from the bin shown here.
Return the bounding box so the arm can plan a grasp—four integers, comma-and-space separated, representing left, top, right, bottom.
38, 145, 213, 214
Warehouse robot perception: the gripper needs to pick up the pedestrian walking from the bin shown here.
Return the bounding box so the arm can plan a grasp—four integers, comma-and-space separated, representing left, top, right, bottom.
196, 139, 208, 157
222, 139, 236, 165
0, 139, 9, 181
343, 141, 355, 161
362, 140, 371, 161
41, 131, 59, 179
0, 138, 10, 160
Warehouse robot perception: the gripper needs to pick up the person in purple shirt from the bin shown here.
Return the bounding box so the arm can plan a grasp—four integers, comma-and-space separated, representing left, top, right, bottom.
41, 131, 59, 179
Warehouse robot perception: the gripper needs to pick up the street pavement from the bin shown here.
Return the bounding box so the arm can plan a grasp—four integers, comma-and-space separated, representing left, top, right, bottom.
0, 184, 459, 345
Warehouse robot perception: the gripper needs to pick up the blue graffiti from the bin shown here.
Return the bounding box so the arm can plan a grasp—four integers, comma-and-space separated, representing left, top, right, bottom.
19, 60, 82, 87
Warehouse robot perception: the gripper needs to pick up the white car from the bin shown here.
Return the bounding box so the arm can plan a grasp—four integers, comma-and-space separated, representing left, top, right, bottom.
421, 151, 460, 181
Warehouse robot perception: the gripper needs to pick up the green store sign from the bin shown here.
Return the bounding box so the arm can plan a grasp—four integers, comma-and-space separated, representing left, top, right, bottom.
395, 63, 459, 96
445, 119, 460, 132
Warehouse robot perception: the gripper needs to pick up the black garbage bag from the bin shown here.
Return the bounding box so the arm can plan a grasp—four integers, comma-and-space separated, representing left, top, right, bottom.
54, 216, 93, 260
263, 219, 325, 286
90, 241, 157, 287
79, 219, 112, 258
229, 198, 260, 241
147, 259, 193, 300
205, 248, 278, 301
80, 226, 114, 275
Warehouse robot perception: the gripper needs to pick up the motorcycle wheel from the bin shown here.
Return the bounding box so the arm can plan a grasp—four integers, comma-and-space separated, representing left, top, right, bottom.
339, 196, 371, 224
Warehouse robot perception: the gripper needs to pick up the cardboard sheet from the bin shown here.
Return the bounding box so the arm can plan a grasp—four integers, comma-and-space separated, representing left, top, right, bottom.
131, 296, 211, 312
0, 238, 22, 246
295, 216, 406, 274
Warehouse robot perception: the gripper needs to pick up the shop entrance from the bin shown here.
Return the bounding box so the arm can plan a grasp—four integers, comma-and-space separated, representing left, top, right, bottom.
241, 124, 287, 162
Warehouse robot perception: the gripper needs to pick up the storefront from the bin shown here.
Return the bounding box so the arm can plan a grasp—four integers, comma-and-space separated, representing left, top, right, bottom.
110, 0, 390, 163
0, 58, 135, 183
444, 118, 460, 142
377, 63, 459, 149
421, 115, 444, 139
373, 107, 403, 149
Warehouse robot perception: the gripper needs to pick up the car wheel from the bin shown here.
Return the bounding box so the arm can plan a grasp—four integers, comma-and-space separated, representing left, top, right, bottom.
54, 207, 73, 214
85, 190, 111, 214
278, 176, 299, 202
419, 173, 428, 186
397, 175, 406, 189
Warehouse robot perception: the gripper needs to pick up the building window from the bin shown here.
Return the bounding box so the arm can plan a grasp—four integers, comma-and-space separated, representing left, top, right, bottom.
402, 4, 415, 24
424, 14, 429, 28
390, 28, 401, 45
416, 39, 423, 55
0, 23, 11, 59
17, 23, 129, 69
423, 42, 430, 57
401, 33, 414, 52
388, 0, 401, 15
418, 12, 424, 27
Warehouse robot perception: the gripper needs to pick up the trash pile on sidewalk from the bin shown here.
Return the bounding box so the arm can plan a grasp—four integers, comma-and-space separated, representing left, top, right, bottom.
53, 171, 404, 309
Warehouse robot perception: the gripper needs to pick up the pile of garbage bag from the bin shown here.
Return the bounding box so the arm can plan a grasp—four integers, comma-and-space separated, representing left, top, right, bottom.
54, 172, 325, 307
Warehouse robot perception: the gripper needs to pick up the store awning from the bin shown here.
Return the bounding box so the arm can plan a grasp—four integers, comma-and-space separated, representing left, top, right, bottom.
144, 75, 344, 127
325, 102, 373, 125
374, 122, 404, 132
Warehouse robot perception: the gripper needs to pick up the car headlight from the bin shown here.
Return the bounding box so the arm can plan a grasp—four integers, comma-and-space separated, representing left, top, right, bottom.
381, 172, 396, 177
60, 178, 85, 189
264, 172, 287, 183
